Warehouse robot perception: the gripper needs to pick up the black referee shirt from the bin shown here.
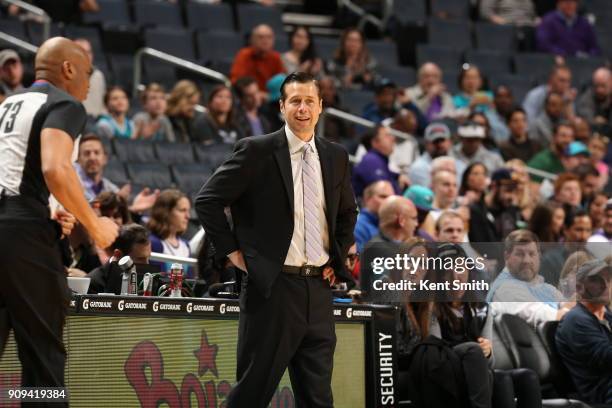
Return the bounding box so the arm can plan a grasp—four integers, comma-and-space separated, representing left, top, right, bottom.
0, 82, 86, 218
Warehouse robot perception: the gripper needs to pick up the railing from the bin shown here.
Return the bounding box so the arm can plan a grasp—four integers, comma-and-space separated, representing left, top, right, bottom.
525, 167, 557, 181
0, 31, 38, 54
132, 47, 231, 98
336, 0, 389, 33
150, 252, 198, 267
0, 0, 51, 42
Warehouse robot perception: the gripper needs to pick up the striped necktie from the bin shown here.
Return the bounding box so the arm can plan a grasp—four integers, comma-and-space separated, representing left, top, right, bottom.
302, 144, 323, 263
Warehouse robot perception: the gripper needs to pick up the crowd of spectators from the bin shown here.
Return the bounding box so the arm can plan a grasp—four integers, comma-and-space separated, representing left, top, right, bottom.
1, 0, 610, 406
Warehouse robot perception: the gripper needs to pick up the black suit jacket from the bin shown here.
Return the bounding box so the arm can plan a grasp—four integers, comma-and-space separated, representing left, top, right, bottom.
195, 128, 358, 298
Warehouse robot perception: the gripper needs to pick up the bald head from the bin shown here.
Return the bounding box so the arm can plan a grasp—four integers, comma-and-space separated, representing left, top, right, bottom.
251, 24, 275, 53
418, 62, 442, 91
592, 67, 611, 100
379, 196, 418, 240
35, 37, 92, 101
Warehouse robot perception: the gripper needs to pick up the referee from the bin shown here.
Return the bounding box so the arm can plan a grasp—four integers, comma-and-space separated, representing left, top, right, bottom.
0, 37, 118, 404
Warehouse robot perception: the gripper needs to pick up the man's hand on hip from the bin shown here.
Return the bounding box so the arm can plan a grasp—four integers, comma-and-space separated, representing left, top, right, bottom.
323, 266, 336, 286
228, 250, 248, 274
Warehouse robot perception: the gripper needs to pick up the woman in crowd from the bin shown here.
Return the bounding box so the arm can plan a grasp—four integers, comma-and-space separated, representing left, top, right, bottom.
528, 201, 565, 244
166, 80, 206, 143
281, 26, 323, 77
147, 189, 193, 277
133, 83, 175, 142
453, 65, 493, 113
589, 191, 609, 231
326, 28, 378, 89
96, 86, 136, 139
196, 84, 243, 145
459, 162, 489, 207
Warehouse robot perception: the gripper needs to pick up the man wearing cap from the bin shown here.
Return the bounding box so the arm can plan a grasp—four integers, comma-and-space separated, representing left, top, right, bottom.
0, 49, 24, 96
354, 180, 394, 252
555, 259, 611, 405
409, 122, 465, 188
528, 122, 575, 182
404, 185, 435, 241
561, 141, 591, 171
451, 121, 504, 174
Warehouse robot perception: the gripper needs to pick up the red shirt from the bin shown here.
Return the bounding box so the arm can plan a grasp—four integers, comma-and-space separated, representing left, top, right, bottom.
230, 47, 286, 91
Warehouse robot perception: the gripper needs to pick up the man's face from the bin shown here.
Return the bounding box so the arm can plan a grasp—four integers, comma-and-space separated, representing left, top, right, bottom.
461, 137, 482, 156
508, 111, 528, 138
557, 0, 578, 18
319, 78, 336, 106
505, 242, 540, 282
494, 87, 513, 113
240, 82, 260, 110
582, 174, 599, 200
419, 64, 441, 91
545, 94, 564, 119
78, 140, 106, 177
427, 138, 450, 158
437, 216, 464, 243
593, 70, 611, 100
433, 172, 457, 208
495, 183, 517, 208
145, 91, 166, 116
376, 87, 396, 111
371, 127, 396, 157
579, 268, 611, 305
279, 82, 322, 139
0, 59, 23, 88
553, 126, 574, 152
550, 69, 571, 94
252, 26, 274, 53
130, 242, 151, 264
366, 182, 394, 214
565, 215, 593, 243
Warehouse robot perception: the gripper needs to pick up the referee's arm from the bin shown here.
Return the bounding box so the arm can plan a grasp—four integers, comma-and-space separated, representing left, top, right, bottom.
41, 128, 118, 248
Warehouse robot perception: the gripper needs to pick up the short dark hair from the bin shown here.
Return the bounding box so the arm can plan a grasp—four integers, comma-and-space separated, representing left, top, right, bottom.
78, 133, 105, 155
553, 121, 574, 136
234, 76, 257, 99
545, 91, 563, 105
279, 71, 321, 101
111, 223, 150, 255
573, 163, 599, 180
504, 229, 540, 255
564, 207, 590, 229
507, 107, 526, 122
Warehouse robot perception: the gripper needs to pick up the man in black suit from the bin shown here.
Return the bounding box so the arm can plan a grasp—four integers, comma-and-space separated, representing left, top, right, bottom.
195, 72, 357, 408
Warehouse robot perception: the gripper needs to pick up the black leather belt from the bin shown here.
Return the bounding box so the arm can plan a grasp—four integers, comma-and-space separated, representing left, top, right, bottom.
282, 265, 323, 277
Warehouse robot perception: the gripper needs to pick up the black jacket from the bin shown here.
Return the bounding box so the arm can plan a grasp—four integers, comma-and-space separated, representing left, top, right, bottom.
195, 128, 358, 298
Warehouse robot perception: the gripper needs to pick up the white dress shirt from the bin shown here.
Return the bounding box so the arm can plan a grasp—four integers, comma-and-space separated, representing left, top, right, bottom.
284, 125, 330, 267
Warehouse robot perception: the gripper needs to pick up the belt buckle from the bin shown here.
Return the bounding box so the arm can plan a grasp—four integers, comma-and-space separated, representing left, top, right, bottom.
302, 266, 313, 276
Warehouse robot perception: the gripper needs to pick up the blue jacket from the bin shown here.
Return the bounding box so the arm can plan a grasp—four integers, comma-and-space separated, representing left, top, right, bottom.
556, 303, 612, 404
354, 209, 378, 253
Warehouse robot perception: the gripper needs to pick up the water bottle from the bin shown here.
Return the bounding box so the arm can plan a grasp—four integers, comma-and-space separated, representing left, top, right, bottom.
118, 256, 138, 296
169, 263, 184, 298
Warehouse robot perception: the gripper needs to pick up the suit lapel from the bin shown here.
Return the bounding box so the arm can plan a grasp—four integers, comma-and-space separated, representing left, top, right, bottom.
315, 136, 334, 228
273, 129, 294, 213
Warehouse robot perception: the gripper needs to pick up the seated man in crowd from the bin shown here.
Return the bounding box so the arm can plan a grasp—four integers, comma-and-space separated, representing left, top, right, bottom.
576, 67, 612, 126
230, 24, 285, 94
487, 230, 570, 327
404, 62, 455, 121
0, 49, 24, 96
588, 199, 612, 259
451, 121, 504, 173
352, 125, 404, 197
523, 65, 574, 123
500, 107, 542, 163
528, 92, 566, 147
88, 223, 151, 294
556, 259, 611, 405
233, 76, 272, 137
354, 180, 395, 252
528, 122, 575, 182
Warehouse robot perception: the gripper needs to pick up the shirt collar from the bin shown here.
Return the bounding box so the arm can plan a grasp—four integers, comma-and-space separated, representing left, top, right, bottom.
285, 124, 316, 155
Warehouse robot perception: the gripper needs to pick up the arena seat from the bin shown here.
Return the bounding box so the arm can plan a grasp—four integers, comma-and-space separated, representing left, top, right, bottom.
186, 2, 235, 33
0, 17, 28, 43
312, 36, 338, 62
108, 53, 135, 91
464, 49, 513, 76
193, 143, 233, 169
337, 89, 377, 116
133, 0, 183, 28
377, 64, 416, 88
113, 139, 156, 163
144, 27, 196, 62
565, 56, 607, 89
391, 0, 427, 25
368, 40, 399, 66
154, 142, 196, 165
430, 0, 471, 21
196, 31, 244, 67
126, 163, 173, 190
82, 0, 130, 26
26, 21, 63, 46
513, 53, 556, 84
416, 44, 464, 73
428, 19, 472, 50
237, 3, 284, 36
537, 321, 579, 398
171, 163, 214, 198
104, 157, 129, 187
474, 22, 516, 51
